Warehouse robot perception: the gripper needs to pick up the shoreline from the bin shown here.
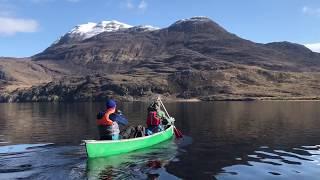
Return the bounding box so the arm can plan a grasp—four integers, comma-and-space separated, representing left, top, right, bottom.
1, 96, 320, 103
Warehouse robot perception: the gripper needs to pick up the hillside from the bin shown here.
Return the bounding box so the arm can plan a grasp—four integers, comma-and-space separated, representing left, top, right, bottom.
1, 17, 320, 102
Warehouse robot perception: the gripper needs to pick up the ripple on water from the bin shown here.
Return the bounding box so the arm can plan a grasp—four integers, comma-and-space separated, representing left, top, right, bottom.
0, 143, 54, 154
0, 137, 192, 180
216, 145, 320, 180
0, 143, 87, 179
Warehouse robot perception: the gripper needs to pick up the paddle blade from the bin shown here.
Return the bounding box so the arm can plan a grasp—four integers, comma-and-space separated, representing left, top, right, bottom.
174, 126, 183, 138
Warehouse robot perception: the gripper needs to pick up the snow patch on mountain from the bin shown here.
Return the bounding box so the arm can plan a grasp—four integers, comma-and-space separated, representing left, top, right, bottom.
53, 20, 160, 45
173, 16, 212, 25
68, 20, 132, 39
128, 25, 160, 32
304, 43, 320, 53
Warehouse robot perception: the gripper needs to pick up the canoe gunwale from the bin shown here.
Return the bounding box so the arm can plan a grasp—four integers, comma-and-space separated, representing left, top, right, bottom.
84, 125, 174, 144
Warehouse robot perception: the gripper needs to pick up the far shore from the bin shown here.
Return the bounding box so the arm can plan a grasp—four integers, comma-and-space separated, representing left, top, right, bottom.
2, 96, 320, 103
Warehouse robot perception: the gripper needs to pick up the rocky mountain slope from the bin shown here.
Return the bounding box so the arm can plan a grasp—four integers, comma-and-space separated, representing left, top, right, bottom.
1, 17, 320, 102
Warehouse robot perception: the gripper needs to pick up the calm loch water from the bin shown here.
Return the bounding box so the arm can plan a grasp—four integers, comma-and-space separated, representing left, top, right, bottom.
0, 101, 320, 179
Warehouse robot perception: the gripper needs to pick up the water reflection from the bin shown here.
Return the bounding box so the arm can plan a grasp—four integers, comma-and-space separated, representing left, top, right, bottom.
87, 140, 181, 180
165, 101, 320, 179
0, 103, 100, 145
0, 101, 320, 179
0, 102, 153, 145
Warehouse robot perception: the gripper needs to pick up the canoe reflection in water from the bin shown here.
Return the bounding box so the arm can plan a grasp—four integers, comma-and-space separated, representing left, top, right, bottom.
86, 139, 186, 179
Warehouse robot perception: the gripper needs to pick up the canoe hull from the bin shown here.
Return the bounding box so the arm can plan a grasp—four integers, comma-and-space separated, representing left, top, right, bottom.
84, 125, 174, 158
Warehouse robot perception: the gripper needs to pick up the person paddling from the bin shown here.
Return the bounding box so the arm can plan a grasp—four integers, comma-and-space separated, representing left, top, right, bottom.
146, 100, 166, 135
147, 100, 169, 122
146, 110, 162, 135
96, 99, 125, 140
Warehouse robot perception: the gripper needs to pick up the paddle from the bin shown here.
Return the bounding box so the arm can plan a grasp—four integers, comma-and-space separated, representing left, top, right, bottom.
173, 126, 183, 138
157, 97, 183, 138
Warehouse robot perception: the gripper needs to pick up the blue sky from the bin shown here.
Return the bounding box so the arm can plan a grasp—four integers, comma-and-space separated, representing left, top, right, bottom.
0, 0, 320, 57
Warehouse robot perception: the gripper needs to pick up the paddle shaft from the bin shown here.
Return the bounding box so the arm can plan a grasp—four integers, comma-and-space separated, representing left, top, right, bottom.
158, 97, 183, 138
157, 97, 171, 118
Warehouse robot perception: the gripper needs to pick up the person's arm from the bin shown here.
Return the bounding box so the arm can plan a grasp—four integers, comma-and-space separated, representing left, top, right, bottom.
110, 113, 128, 126
117, 114, 128, 126
157, 110, 168, 120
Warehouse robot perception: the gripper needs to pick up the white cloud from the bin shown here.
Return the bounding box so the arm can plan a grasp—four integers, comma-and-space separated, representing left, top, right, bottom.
0, 17, 39, 35
126, 0, 134, 9
0, 0, 39, 36
124, 0, 147, 11
302, 6, 320, 16
138, 0, 147, 10
304, 43, 320, 53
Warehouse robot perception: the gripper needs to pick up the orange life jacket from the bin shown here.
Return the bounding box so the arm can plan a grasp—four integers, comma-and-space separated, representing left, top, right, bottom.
97, 108, 116, 126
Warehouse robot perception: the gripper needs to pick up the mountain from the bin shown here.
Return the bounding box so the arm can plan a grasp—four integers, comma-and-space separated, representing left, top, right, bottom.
54, 20, 132, 44
33, 17, 320, 72
52, 20, 159, 45
1, 17, 320, 102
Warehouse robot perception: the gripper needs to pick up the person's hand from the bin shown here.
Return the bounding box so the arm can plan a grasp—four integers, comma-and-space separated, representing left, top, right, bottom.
116, 109, 122, 115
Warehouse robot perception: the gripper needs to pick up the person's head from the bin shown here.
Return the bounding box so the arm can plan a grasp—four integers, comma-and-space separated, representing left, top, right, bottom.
154, 101, 161, 111
106, 99, 116, 109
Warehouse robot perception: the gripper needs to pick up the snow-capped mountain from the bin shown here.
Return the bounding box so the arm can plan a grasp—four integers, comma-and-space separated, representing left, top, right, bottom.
128, 25, 159, 32
4, 16, 320, 103
173, 16, 212, 25
69, 20, 132, 39
54, 20, 159, 45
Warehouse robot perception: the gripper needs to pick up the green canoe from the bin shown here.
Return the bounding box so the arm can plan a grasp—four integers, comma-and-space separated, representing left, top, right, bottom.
84, 125, 174, 158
